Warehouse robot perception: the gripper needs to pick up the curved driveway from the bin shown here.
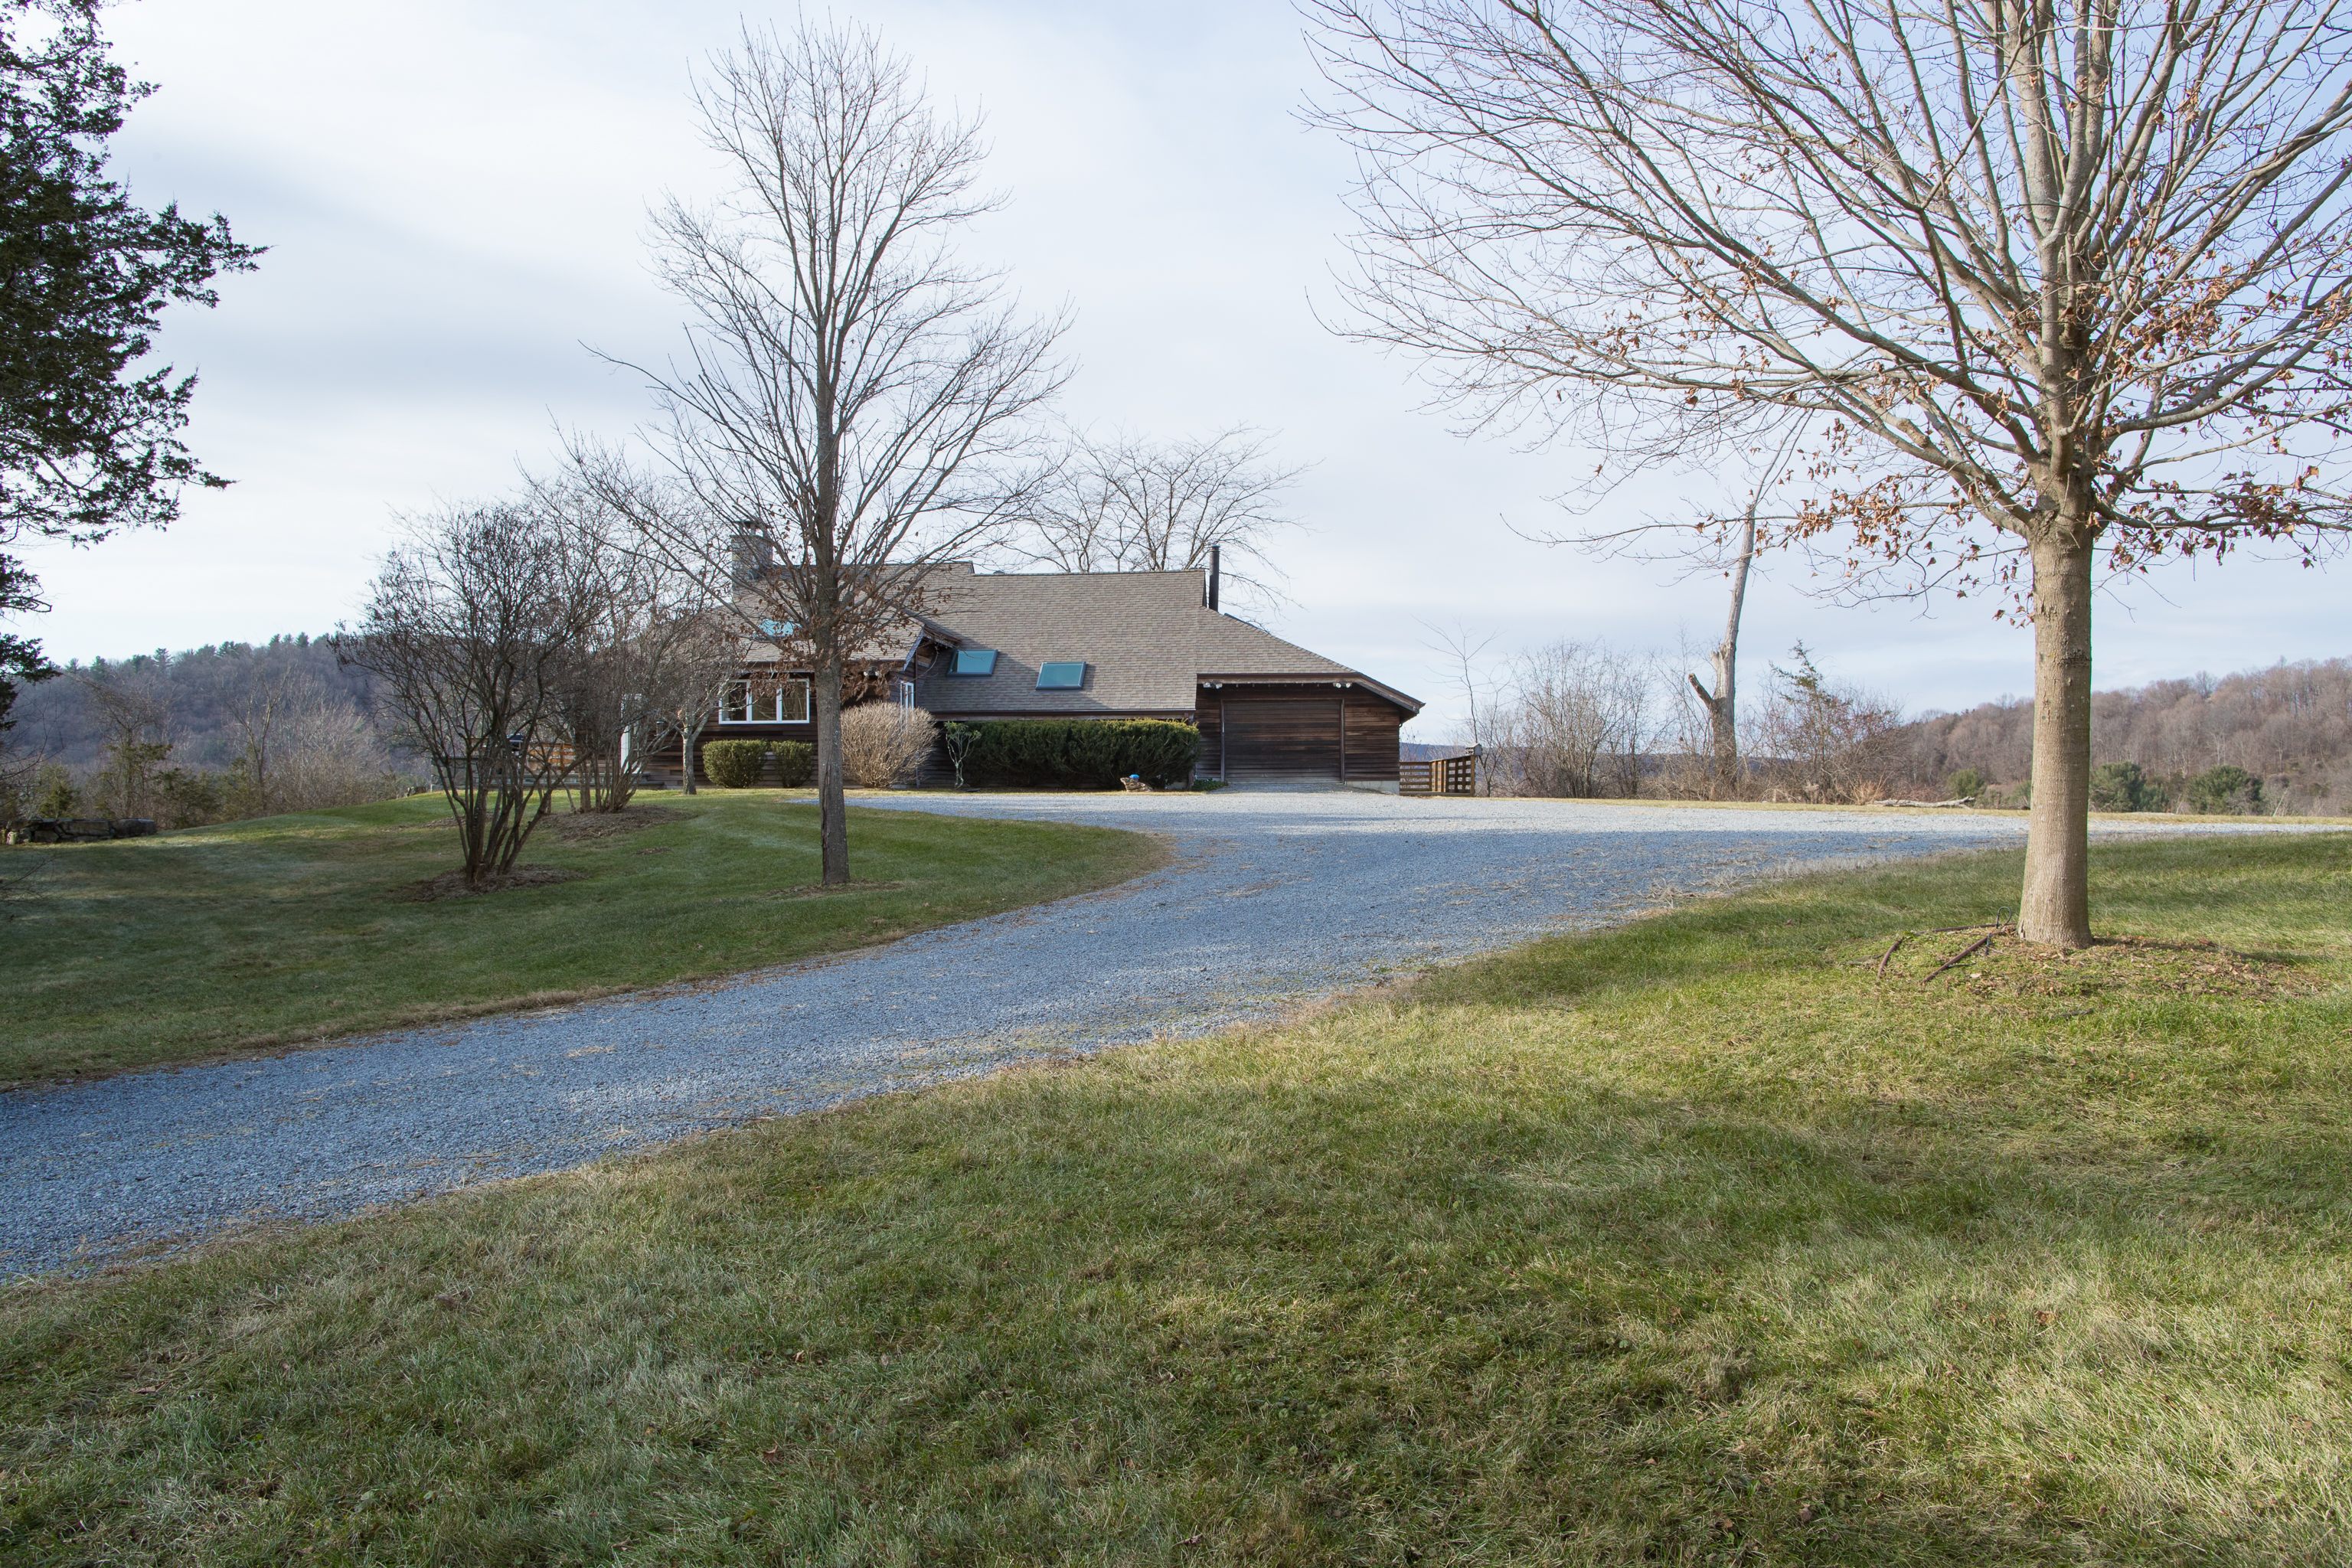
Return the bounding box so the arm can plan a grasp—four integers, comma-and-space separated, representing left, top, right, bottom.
0, 792, 2281, 1276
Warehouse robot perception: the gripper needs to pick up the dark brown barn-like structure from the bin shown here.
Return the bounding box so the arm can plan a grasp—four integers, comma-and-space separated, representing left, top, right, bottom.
645, 562, 1421, 789
909, 566, 1420, 787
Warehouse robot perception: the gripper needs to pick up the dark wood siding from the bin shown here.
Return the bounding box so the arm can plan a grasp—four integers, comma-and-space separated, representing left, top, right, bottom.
1343, 695, 1403, 782
1224, 697, 1344, 779
1201, 684, 1408, 783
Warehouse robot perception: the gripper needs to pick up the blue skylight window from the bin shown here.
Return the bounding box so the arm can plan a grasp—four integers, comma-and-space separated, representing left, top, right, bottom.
759, 619, 795, 639
952, 648, 998, 676
1036, 662, 1086, 690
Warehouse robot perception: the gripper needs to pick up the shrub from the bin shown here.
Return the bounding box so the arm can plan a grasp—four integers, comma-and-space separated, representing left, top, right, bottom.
770, 741, 814, 788
965, 719, 1199, 789
1945, 767, 1985, 799
1748, 645, 1904, 804
2090, 760, 2161, 812
702, 740, 769, 789
270, 701, 408, 811
152, 769, 228, 828
2186, 764, 2263, 815
31, 763, 77, 819
838, 705, 935, 788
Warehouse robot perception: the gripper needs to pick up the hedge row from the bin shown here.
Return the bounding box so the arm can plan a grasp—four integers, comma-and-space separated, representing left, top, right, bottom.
701, 722, 1196, 791
962, 719, 1197, 790
700, 740, 815, 789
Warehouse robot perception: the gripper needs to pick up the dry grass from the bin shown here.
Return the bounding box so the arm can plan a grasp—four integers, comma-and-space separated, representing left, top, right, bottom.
1, 832, 2347, 1563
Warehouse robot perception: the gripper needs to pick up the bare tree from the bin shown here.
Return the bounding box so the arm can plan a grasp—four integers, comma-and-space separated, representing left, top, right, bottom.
1010, 426, 1304, 608
662, 654, 739, 797
1418, 617, 1498, 790
1487, 640, 1656, 796
338, 505, 594, 888
1749, 644, 1906, 802
1547, 422, 1810, 796
1310, 0, 2352, 946
1667, 422, 1811, 792
227, 652, 303, 814
531, 475, 741, 813
80, 668, 170, 819
590, 21, 1063, 886
270, 696, 401, 811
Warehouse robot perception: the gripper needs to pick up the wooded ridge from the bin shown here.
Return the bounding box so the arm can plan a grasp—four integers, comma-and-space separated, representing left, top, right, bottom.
1896, 658, 2352, 815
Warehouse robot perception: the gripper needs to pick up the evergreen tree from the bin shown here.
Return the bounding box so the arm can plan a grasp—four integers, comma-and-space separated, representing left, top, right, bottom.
0, 1, 259, 720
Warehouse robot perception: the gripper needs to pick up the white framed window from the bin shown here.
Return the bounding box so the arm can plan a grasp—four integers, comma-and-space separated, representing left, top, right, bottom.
719, 675, 812, 724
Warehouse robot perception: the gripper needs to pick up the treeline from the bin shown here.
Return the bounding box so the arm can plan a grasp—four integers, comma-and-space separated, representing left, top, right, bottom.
1895, 658, 2352, 815
0, 635, 416, 827
1445, 642, 2349, 815
1451, 639, 1919, 804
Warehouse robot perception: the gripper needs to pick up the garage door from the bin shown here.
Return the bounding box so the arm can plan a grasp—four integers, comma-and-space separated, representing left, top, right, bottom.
1223, 698, 1342, 781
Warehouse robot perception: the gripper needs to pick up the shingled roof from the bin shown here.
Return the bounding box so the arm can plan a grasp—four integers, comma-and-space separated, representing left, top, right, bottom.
906, 568, 1419, 716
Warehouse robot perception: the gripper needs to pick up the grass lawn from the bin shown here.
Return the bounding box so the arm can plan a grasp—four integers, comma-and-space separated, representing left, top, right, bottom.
0, 791, 1165, 1083
5, 832, 2351, 1563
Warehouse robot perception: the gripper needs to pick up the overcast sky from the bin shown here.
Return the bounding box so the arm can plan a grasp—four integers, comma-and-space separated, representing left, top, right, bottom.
13, 0, 2344, 741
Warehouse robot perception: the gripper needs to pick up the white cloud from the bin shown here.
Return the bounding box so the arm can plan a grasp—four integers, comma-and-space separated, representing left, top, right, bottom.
12, 0, 2342, 737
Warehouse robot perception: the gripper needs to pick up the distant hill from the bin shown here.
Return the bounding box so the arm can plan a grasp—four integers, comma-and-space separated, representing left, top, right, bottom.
1894, 657, 2352, 814
5, 635, 389, 773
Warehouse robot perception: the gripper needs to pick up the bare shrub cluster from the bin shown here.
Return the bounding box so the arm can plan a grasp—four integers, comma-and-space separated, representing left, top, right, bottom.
838, 704, 936, 789
1455, 639, 1903, 802
1478, 642, 1655, 799
339, 489, 743, 887
1742, 646, 1907, 804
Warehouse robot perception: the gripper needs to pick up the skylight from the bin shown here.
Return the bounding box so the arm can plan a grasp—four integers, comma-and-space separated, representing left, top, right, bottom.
952, 648, 998, 676
1036, 662, 1086, 690
760, 619, 795, 639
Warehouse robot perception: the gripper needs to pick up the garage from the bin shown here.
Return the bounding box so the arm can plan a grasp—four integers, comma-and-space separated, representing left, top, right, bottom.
1221, 697, 1344, 782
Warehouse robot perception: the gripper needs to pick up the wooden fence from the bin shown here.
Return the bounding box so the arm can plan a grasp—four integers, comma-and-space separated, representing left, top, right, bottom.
1400, 749, 1479, 797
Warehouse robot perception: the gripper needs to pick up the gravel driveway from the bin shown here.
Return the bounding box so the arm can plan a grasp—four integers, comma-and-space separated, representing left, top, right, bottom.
0, 792, 2296, 1276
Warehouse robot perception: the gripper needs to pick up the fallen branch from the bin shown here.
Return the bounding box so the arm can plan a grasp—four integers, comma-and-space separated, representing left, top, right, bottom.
1873, 797, 1978, 808
1923, 929, 2005, 984
1875, 933, 1909, 979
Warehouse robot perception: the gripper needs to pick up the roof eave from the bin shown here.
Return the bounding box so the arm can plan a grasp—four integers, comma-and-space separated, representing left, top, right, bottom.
1197, 671, 1424, 714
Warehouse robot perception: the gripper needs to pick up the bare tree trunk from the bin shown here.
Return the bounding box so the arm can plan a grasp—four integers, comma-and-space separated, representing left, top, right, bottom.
677, 714, 705, 794
1686, 502, 1755, 796
2020, 526, 2095, 949
812, 662, 848, 885
233, 658, 292, 814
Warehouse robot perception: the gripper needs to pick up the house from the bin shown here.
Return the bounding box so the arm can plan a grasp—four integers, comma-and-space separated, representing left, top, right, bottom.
646, 560, 1423, 789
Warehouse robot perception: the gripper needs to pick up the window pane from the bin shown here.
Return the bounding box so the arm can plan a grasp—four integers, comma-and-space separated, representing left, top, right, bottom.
783, 679, 811, 722
953, 648, 998, 676
720, 679, 748, 722
1036, 662, 1086, 690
